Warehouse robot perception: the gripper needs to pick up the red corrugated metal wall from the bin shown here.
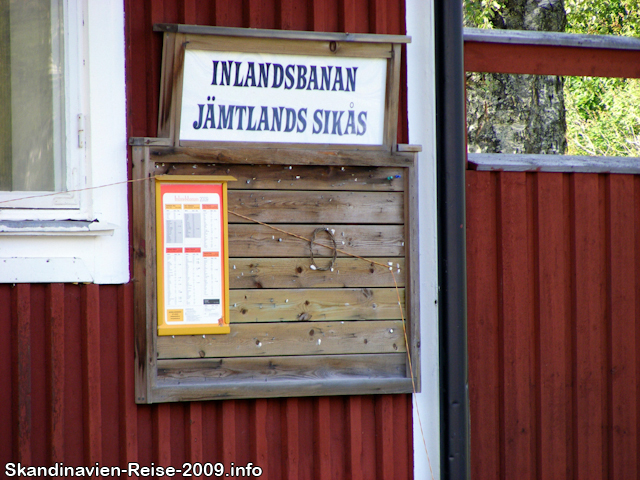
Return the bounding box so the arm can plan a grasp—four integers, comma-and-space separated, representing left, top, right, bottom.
467, 171, 640, 479
1, 1, 414, 479
0, 283, 413, 478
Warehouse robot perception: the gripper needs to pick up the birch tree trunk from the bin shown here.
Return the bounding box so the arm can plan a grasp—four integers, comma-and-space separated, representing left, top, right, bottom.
466, 0, 567, 154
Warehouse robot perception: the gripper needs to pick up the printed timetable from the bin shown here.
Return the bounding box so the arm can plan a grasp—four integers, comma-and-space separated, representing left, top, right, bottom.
155, 177, 235, 335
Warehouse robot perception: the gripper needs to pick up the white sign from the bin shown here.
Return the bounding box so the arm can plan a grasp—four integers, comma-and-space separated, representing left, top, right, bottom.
162, 194, 223, 325
180, 50, 387, 145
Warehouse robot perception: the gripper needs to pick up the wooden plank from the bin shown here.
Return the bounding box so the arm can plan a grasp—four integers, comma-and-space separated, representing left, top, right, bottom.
347, 396, 364, 480
156, 164, 406, 191
171, 33, 187, 147
229, 288, 405, 323
534, 173, 572, 480
153, 404, 172, 469
81, 284, 102, 466
45, 284, 65, 464
252, 399, 270, 477
184, 35, 394, 58
11, 284, 31, 465
469, 153, 640, 175
185, 402, 203, 479
466, 171, 500, 479
497, 172, 535, 480
222, 401, 237, 467
383, 43, 401, 148
228, 224, 405, 258
606, 174, 637, 479
149, 146, 415, 167
149, 377, 413, 402
157, 32, 176, 139
153, 24, 411, 44
282, 397, 300, 478
157, 320, 405, 359
132, 146, 150, 403
117, 283, 139, 466
157, 354, 407, 382
464, 41, 640, 78
403, 157, 420, 387
375, 395, 394, 479
128, 137, 173, 147
228, 257, 405, 289
228, 190, 404, 225
314, 397, 332, 479
571, 174, 607, 479
464, 27, 640, 51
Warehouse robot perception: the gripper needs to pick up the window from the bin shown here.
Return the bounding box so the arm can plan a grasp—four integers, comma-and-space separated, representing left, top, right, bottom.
0, 0, 129, 284
0, 0, 82, 211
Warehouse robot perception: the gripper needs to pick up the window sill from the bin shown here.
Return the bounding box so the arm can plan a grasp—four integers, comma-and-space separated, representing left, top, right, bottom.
0, 220, 116, 236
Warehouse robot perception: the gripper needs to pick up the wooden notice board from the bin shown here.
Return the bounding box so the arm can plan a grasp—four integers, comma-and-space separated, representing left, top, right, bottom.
156, 175, 235, 335
131, 25, 420, 404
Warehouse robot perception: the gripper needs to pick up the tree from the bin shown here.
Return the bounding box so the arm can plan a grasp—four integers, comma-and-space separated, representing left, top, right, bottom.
465, 0, 567, 155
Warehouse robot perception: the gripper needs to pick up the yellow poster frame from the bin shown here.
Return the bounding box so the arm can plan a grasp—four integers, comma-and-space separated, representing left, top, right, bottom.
155, 175, 236, 336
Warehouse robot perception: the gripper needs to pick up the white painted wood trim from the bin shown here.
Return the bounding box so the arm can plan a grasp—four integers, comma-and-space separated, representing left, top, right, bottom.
407, 0, 441, 478
0, 257, 93, 283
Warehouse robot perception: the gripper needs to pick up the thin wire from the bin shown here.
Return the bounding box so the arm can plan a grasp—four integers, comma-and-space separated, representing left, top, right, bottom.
1, 175, 435, 477
0, 175, 152, 205
229, 209, 435, 480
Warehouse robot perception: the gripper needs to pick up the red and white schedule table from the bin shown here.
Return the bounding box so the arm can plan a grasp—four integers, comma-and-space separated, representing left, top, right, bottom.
156, 179, 231, 335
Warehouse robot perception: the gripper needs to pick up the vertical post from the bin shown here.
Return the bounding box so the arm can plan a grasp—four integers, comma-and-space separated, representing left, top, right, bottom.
434, 0, 469, 478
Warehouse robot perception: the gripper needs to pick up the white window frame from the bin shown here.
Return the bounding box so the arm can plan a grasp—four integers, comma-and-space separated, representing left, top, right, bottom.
0, 0, 129, 284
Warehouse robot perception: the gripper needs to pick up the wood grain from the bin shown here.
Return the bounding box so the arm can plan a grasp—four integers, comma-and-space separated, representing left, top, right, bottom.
497, 172, 535, 480
157, 354, 406, 382
534, 173, 572, 480
606, 174, 637, 479
466, 171, 500, 478
157, 164, 406, 191
228, 257, 405, 289
184, 35, 394, 58
571, 174, 607, 479
229, 288, 405, 322
228, 190, 404, 225
149, 146, 415, 167
150, 377, 413, 403
157, 320, 405, 359
228, 224, 405, 257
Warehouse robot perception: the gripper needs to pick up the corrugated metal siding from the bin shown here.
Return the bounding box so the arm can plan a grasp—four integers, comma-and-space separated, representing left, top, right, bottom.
467, 170, 640, 479
0, 283, 414, 478
0, 1, 414, 479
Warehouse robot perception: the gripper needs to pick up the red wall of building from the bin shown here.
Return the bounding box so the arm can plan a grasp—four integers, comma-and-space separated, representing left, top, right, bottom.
1, 1, 414, 479
0, 283, 413, 478
467, 171, 640, 479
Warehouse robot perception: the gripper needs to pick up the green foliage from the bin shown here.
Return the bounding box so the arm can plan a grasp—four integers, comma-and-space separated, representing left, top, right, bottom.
565, 0, 640, 156
463, 0, 640, 157
463, 0, 504, 28
566, 0, 639, 36
566, 78, 640, 156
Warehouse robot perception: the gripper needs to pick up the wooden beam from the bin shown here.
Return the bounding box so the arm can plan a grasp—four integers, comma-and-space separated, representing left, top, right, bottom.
157, 354, 406, 383
229, 288, 405, 322
157, 320, 405, 359
149, 146, 415, 167
228, 257, 405, 289
465, 41, 640, 78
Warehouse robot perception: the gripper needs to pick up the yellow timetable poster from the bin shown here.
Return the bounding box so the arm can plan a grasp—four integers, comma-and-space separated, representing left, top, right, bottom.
156, 177, 234, 335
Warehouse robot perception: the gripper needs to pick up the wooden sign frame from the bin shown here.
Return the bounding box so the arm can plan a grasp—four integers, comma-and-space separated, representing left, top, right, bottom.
154, 24, 410, 151
131, 25, 420, 404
